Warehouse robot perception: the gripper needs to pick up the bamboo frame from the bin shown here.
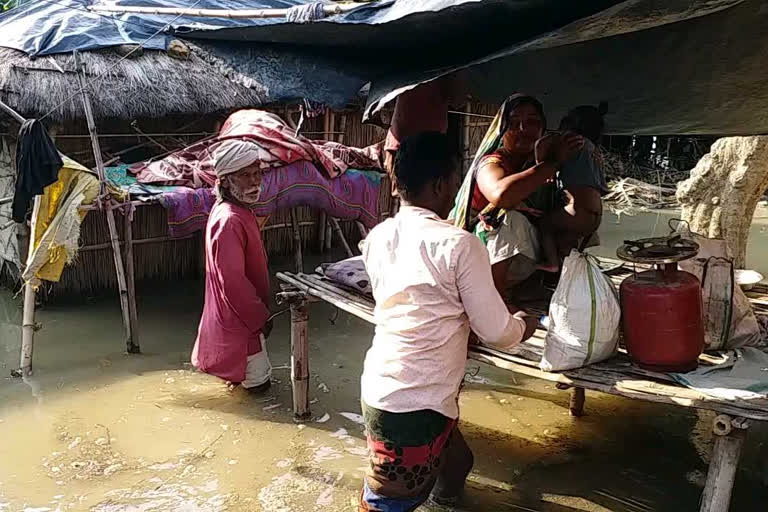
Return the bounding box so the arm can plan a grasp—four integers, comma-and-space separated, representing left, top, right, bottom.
75, 51, 139, 354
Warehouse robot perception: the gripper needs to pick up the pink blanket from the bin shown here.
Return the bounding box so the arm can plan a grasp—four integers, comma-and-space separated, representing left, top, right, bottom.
130, 110, 383, 187
158, 161, 383, 239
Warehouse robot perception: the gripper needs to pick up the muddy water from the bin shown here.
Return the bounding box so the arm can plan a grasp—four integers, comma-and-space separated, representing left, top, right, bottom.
1, 251, 768, 511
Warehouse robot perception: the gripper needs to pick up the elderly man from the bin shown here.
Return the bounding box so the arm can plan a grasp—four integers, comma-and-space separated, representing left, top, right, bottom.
191, 139, 272, 393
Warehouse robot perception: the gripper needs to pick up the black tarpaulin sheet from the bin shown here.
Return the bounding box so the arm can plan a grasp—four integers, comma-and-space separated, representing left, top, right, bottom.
190, 41, 369, 109
0, 0, 621, 57
366, 0, 768, 136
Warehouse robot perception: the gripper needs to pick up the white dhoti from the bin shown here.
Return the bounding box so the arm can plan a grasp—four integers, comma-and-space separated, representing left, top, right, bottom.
485, 210, 541, 286
241, 334, 272, 388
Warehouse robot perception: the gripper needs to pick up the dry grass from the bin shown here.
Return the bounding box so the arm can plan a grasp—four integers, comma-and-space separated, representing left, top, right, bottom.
0, 47, 266, 124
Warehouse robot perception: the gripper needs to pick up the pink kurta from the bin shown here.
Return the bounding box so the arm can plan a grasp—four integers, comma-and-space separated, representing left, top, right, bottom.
192, 200, 270, 383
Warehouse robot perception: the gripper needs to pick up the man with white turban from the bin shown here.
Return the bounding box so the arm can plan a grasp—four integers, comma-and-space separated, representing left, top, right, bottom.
191, 139, 273, 393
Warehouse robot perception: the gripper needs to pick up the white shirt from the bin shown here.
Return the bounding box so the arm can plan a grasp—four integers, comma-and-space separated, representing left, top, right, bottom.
360, 205, 526, 419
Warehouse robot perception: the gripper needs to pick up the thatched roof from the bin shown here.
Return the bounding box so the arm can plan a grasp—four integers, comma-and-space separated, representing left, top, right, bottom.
0, 46, 268, 125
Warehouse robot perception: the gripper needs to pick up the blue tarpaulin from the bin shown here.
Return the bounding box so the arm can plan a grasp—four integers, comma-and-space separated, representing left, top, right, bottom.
4, 0, 768, 133
0, 0, 310, 56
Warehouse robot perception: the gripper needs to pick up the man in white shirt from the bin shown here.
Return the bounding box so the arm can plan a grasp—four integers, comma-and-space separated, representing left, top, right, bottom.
359, 132, 536, 511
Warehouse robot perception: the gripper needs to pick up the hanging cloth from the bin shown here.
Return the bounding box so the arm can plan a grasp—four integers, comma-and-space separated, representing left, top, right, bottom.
12, 119, 63, 222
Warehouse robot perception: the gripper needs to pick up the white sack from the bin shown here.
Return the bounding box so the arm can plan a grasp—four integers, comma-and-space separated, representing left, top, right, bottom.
676, 231, 760, 350
540, 250, 621, 371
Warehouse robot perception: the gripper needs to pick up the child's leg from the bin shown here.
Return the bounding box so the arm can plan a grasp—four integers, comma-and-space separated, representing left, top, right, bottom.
536, 221, 560, 273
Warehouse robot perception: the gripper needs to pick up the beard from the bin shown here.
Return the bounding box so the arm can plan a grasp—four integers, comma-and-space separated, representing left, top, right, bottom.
233, 186, 261, 204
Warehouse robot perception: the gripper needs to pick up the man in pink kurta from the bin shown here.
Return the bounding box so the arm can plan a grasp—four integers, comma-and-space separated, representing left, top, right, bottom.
192, 139, 272, 392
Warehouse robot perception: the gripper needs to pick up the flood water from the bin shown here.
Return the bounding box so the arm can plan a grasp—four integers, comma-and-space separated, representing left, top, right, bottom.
591, 204, 768, 278
1, 210, 768, 511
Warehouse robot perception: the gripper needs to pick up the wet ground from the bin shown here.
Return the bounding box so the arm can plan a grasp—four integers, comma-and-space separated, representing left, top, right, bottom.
1, 210, 768, 511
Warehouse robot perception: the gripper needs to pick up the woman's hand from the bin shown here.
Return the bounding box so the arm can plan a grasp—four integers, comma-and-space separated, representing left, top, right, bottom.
535, 133, 584, 165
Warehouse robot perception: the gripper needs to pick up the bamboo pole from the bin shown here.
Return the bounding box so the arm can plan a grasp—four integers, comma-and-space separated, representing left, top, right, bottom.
356, 221, 368, 240
318, 210, 327, 253
327, 110, 335, 143
88, 2, 365, 18
74, 51, 139, 354
123, 206, 139, 349
1, 100, 37, 377
19, 197, 40, 376
330, 217, 353, 257
569, 387, 586, 417
317, 110, 333, 251
325, 222, 332, 251
337, 114, 347, 145
290, 302, 311, 420
700, 416, 747, 512
301, 274, 375, 311
0, 99, 25, 124
290, 208, 303, 273
462, 102, 472, 173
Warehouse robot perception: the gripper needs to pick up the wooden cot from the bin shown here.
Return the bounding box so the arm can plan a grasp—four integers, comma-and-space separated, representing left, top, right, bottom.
275, 263, 768, 512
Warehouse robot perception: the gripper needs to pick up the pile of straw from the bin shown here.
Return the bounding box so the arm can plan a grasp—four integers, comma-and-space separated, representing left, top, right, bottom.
603, 177, 678, 217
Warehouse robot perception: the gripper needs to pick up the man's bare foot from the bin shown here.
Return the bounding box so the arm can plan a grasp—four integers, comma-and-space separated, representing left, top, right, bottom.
536, 263, 560, 273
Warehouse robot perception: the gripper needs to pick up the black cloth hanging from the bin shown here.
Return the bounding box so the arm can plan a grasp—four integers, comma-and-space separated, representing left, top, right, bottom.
12, 119, 63, 223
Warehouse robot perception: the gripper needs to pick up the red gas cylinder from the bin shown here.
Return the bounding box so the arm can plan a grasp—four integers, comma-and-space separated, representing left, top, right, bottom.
617, 237, 704, 372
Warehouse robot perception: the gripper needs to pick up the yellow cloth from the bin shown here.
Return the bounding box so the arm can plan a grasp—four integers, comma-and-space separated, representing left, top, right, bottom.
23, 156, 99, 283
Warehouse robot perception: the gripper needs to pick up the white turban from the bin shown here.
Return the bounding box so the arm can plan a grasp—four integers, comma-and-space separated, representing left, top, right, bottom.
212, 139, 264, 177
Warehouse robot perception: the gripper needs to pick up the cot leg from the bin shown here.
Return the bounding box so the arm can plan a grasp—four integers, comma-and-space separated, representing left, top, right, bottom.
700, 415, 748, 512
290, 302, 311, 421
569, 387, 585, 417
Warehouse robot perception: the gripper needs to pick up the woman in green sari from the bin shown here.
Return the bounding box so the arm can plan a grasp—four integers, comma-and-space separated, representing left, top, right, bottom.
450, 94, 585, 295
